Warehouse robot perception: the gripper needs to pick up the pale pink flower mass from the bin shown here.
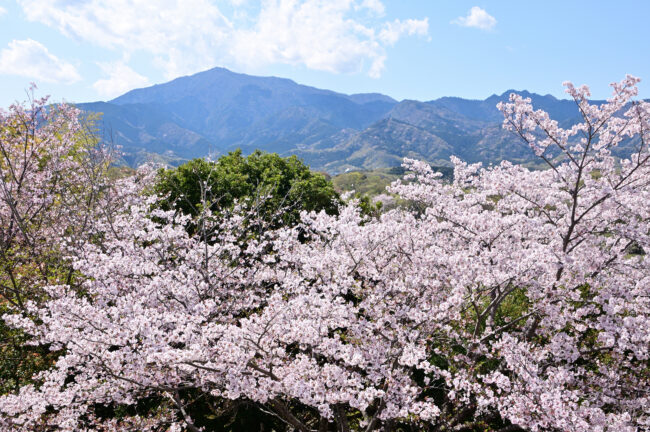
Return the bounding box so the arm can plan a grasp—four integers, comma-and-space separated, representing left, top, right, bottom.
0, 76, 649, 430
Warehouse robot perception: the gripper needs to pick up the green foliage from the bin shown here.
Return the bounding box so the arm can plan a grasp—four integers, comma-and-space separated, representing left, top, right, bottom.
332, 169, 400, 197
332, 166, 454, 218
332, 166, 453, 197
154, 150, 341, 228
0, 304, 60, 395
106, 165, 136, 180
356, 195, 384, 219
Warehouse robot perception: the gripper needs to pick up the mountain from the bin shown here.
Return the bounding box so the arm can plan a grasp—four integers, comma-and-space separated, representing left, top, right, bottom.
77, 67, 616, 173
78, 67, 396, 167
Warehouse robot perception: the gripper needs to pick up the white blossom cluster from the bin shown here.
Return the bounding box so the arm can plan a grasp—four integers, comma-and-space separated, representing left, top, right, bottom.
1, 77, 649, 431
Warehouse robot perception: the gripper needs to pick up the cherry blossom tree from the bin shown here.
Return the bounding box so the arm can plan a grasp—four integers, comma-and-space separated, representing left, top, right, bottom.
0, 89, 110, 308
0, 88, 114, 396
1, 76, 648, 431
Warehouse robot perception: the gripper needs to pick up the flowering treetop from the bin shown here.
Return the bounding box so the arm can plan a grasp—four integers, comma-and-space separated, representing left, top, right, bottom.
0, 77, 648, 431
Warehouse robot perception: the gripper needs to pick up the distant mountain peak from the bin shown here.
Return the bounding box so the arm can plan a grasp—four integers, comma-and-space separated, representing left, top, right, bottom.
499, 89, 531, 98
78, 65, 631, 174
496, 89, 560, 101
348, 93, 398, 104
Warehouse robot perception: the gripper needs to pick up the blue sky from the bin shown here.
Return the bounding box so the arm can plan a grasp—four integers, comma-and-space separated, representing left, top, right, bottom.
1, 0, 649, 107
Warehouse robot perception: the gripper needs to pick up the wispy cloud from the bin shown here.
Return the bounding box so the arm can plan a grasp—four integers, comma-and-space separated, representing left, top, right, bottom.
359, 0, 385, 16
452, 6, 496, 31
379, 18, 429, 45
0, 6, 7, 17
17, 0, 232, 80
16, 0, 429, 80
0, 39, 81, 83
231, 1, 428, 79
93, 61, 150, 98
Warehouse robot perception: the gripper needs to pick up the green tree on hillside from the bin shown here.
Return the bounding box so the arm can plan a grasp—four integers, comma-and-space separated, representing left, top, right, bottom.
154, 149, 340, 228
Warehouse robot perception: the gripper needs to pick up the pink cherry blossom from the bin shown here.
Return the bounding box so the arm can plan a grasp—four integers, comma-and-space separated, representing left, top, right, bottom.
1, 77, 649, 431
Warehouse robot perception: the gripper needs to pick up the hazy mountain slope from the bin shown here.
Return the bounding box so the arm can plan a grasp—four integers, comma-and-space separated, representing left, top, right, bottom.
79, 102, 213, 158
104, 67, 396, 154
429, 91, 584, 123
305, 92, 612, 173
78, 66, 630, 173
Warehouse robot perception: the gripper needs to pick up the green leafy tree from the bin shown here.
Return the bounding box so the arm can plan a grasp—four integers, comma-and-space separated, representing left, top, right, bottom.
154, 149, 340, 228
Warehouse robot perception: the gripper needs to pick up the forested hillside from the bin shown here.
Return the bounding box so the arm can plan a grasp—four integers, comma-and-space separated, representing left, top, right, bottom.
78, 67, 638, 173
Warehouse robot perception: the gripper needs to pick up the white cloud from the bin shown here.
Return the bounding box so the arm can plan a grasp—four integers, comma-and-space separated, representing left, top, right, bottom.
0, 6, 7, 17
231, 0, 428, 78
17, 0, 429, 79
92, 61, 150, 98
232, 0, 379, 75
452, 6, 496, 31
0, 39, 81, 83
18, 0, 232, 80
359, 0, 385, 15
379, 18, 429, 45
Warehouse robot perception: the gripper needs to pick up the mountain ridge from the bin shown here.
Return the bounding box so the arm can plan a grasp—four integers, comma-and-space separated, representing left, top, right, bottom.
77, 67, 619, 173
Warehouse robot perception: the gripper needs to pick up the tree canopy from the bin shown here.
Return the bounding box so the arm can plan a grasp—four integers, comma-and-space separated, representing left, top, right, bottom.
154, 149, 340, 228
1, 77, 649, 431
